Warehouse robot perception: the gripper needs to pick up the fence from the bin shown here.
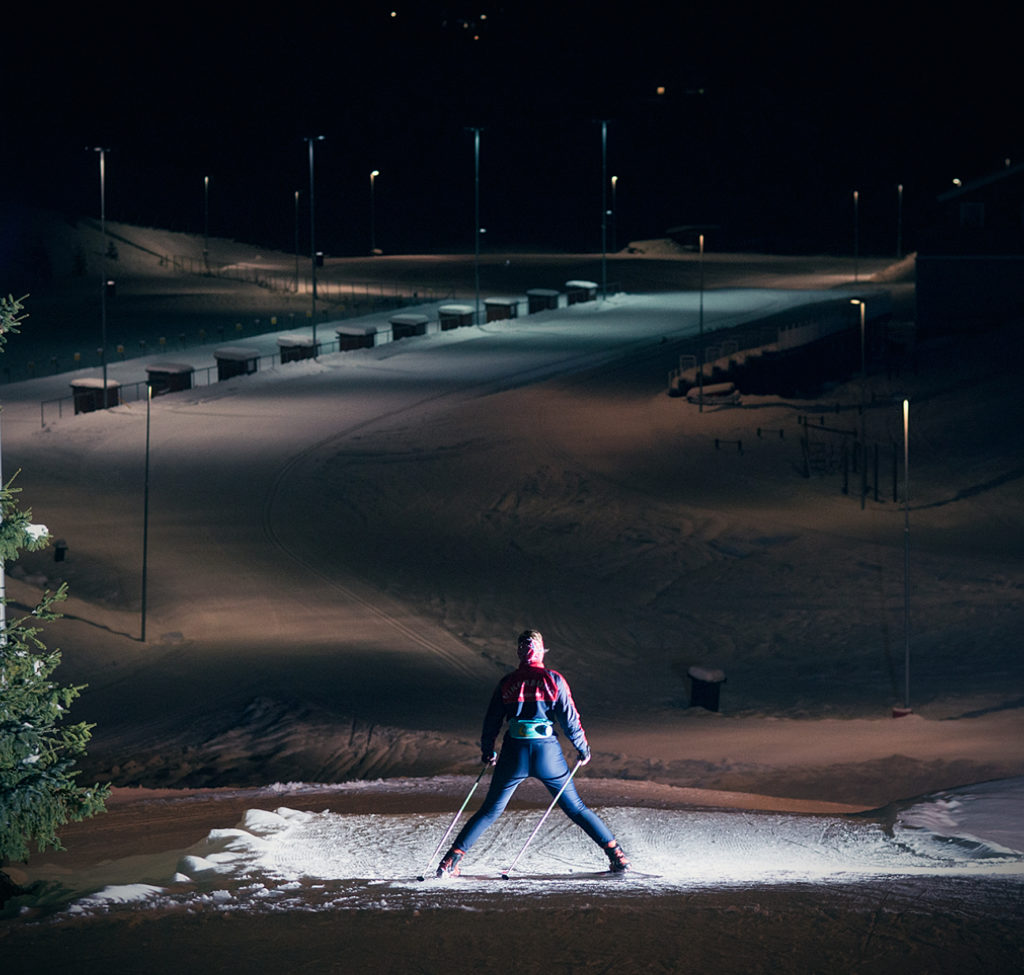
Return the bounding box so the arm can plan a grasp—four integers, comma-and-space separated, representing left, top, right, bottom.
798, 413, 900, 506
169, 254, 453, 304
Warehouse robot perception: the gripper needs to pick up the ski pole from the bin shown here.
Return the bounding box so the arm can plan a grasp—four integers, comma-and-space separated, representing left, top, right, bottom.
417, 762, 491, 880
501, 759, 583, 879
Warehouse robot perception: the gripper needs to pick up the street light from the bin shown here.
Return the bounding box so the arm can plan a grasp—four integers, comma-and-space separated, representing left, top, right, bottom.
468, 127, 483, 324
850, 298, 866, 378
370, 170, 380, 255
900, 397, 912, 716
294, 190, 301, 292
141, 383, 152, 643
305, 135, 325, 346
896, 183, 904, 260
89, 147, 110, 394
610, 175, 618, 253
600, 120, 610, 300
203, 175, 210, 266
698, 232, 705, 413
852, 188, 860, 282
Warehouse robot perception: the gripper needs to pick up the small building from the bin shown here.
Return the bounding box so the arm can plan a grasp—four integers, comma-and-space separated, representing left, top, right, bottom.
389, 313, 430, 340
145, 362, 194, 396
335, 324, 382, 350
527, 288, 561, 314
70, 377, 121, 414
565, 280, 598, 304
214, 345, 261, 380
438, 304, 476, 329
276, 335, 319, 363
484, 297, 522, 322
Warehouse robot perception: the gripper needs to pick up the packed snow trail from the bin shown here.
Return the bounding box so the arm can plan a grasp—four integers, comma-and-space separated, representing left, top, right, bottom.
11, 777, 1024, 920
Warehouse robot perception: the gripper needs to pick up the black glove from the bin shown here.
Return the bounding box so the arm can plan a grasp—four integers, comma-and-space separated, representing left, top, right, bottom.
577, 748, 591, 766
482, 750, 498, 766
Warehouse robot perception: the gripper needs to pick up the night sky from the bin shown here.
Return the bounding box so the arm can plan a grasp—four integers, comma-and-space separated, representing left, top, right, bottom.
3, 3, 1019, 257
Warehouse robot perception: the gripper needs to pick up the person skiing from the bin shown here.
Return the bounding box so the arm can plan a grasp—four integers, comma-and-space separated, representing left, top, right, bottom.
437, 629, 630, 876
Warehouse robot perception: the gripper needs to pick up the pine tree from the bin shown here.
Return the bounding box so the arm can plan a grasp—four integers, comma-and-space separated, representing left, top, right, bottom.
0, 295, 110, 903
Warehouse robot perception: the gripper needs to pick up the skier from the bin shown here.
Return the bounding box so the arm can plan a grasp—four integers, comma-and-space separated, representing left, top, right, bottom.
437, 629, 630, 876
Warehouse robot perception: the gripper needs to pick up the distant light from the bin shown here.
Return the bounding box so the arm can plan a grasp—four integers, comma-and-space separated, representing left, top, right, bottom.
952, 178, 962, 186
656, 85, 666, 96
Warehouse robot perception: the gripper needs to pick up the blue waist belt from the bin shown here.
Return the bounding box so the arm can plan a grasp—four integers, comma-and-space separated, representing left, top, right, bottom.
509, 719, 555, 740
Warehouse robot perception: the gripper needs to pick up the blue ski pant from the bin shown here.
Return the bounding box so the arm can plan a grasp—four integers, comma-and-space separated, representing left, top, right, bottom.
452, 737, 615, 852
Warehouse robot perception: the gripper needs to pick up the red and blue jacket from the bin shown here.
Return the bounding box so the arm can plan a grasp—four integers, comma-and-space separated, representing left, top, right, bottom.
480, 664, 590, 758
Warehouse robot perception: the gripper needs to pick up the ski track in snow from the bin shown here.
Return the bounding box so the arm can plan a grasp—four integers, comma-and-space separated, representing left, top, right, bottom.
13, 778, 1024, 921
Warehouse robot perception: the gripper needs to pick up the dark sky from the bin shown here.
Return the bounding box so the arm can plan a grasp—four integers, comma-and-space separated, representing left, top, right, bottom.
3, 3, 1019, 256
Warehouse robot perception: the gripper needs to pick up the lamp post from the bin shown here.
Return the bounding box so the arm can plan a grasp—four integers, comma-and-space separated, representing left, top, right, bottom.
850, 298, 866, 378
600, 120, 609, 300
370, 170, 380, 255
901, 398, 912, 715
698, 232, 705, 414
89, 147, 110, 394
203, 175, 210, 266
610, 175, 618, 254
469, 127, 482, 324
305, 135, 325, 346
141, 383, 152, 643
896, 183, 904, 260
294, 190, 301, 293
852, 188, 860, 282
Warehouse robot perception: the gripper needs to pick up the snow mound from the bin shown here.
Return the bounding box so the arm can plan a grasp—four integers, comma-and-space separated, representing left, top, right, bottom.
893, 777, 1024, 858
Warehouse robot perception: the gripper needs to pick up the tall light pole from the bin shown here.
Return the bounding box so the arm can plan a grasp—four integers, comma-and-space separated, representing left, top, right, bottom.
370, 170, 380, 255
203, 175, 210, 266
469, 128, 483, 324
600, 120, 609, 300
901, 398, 912, 714
610, 175, 618, 254
852, 188, 860, 282
698, 233, 705, 413
89, 147, 110, 394
305, 135, 325, 346
141, 383, 152, 643
850, 298, 866, 378
294, 190, 301, 293
896, 183, 904, 260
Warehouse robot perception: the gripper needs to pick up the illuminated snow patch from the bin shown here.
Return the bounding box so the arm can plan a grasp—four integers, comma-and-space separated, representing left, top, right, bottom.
20, 779, 1024, 918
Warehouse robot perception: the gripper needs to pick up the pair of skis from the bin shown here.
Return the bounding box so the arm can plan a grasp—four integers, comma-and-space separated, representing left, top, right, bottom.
417, 759, 584, 882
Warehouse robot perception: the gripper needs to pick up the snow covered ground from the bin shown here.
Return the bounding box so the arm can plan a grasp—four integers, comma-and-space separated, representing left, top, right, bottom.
2, 223, 1022, 971
10, 777, 1024, 920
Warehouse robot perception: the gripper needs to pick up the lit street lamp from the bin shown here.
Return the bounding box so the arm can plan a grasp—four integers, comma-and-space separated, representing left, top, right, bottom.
600, 120, 610, 300
141, 383, 152, 642
294, 190, 301, 292
698, 232, 705, 413
900, 397, 912, 715
89, 146, 111, 394
850, 298, 866, 378
896, 183, 904, 260
468, 127, 483, 324
370, 170, 380, 255
305, 135, 325, 346
610, 175, 618, 254
852, 188, 860, 282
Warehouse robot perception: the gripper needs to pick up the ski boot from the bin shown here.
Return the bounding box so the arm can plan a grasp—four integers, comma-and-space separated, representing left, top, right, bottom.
604, 840, 630, 873
436, 846, 465, 878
